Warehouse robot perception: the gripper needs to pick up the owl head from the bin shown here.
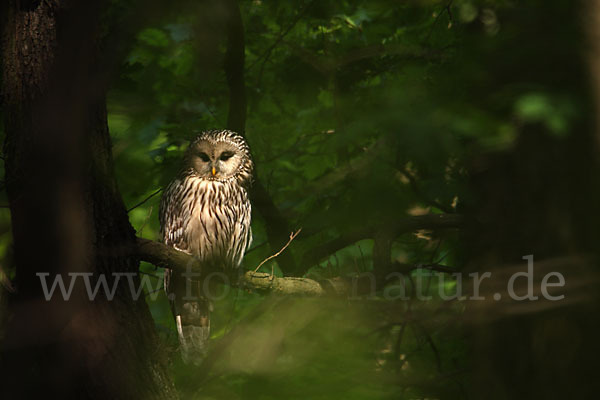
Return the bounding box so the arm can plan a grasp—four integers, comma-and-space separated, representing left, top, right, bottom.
184, 130, 253, 185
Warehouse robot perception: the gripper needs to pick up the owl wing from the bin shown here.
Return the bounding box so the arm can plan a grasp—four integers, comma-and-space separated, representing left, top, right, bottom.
159, 178, 192, 254
228, 197, 253, 268
160, 177, 193, 333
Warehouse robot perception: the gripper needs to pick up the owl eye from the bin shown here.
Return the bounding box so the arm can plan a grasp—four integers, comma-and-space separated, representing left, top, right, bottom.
219, 151, 234, 161
198, 152, 210, 162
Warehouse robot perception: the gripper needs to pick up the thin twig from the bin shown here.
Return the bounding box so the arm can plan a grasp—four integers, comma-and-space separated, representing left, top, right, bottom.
127, 188, 163, 213
253, 0, 318, 87
138, 205, 153, 236
415, 320, 442, 373
245, 240, 268, 254
205, 104, 224, 127
430, 238, 443, 264
139, 270, 160, 279
394, 322, 409, 371
246, 0, 316, 73
253, 228, 302, 273
357, 244, 367, 271
425, 0, 455, 43
145, 286, 164, 297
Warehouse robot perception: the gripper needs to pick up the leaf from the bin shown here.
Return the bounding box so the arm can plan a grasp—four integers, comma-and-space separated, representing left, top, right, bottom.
137, 28, 170, 47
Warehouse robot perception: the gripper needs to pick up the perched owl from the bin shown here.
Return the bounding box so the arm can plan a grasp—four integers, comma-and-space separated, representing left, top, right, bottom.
159, 130, 253, 364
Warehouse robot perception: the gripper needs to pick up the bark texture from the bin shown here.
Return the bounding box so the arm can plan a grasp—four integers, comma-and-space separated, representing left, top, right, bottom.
0, 1, 175, 397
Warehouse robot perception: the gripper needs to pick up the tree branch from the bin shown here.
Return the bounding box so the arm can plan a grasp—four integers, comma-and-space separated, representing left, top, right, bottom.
302, 214, 464, 267
135, 232, 461, 297
136, 237, 331, 295
284, 41, 448, 76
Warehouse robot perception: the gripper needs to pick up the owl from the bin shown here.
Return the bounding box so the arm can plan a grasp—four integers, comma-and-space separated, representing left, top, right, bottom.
159, 130, 253, 364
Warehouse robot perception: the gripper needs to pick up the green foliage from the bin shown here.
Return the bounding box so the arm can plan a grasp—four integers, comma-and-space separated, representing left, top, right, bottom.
70, 0, 591, 398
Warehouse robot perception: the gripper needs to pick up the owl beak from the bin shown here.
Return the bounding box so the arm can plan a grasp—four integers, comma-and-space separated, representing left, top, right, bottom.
212, 166, 217, 176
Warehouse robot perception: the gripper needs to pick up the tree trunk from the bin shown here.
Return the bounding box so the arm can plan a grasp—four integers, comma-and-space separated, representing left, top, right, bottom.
462, 3, 600, 399
0, 1, 175, 397
465, 129, 600, 399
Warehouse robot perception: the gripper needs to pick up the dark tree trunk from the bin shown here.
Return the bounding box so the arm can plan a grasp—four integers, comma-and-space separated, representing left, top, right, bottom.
0, 1, 175, 397
463, 14, 600, 397
465, 129, 600, 399
222, 0, 299, 275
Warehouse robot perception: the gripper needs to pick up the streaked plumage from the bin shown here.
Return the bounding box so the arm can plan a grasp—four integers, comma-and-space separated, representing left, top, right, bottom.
159, 130, 253, 364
